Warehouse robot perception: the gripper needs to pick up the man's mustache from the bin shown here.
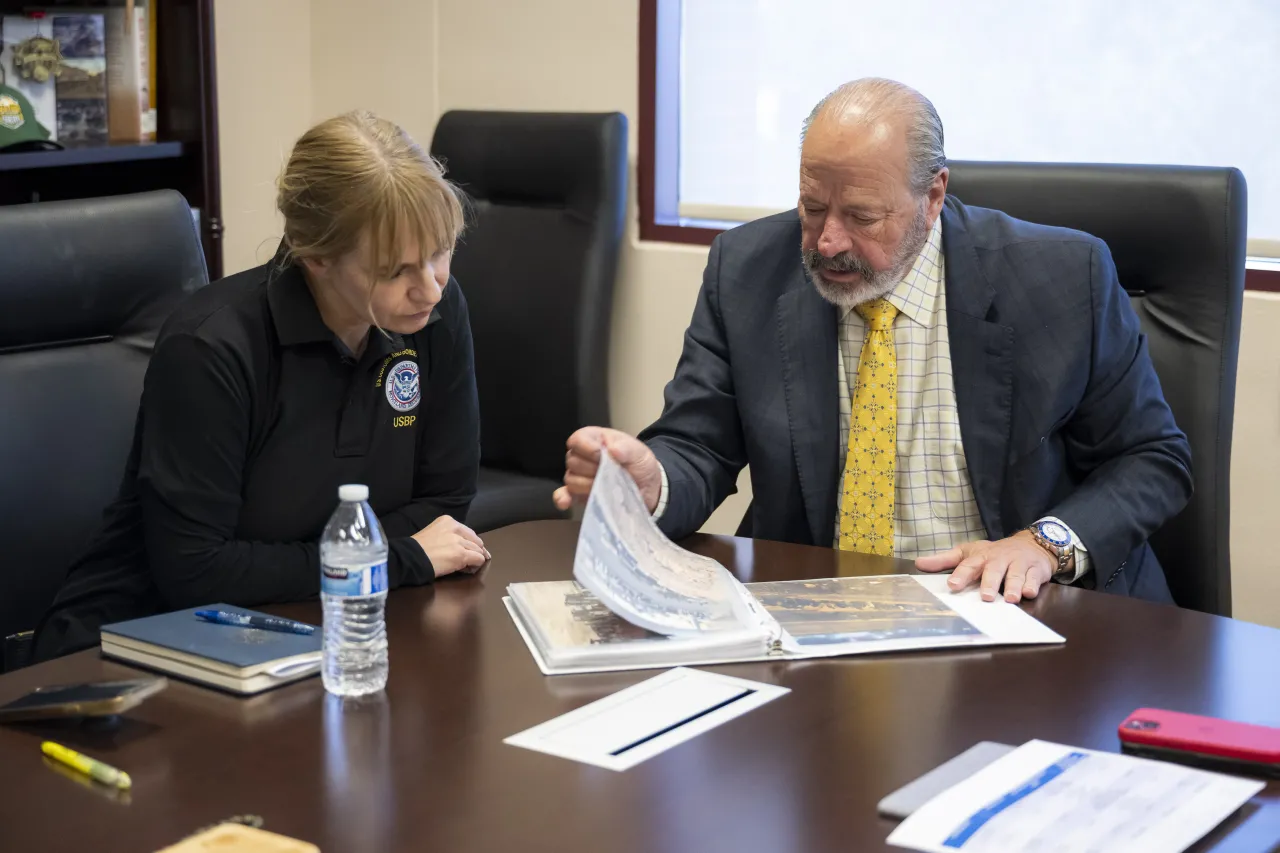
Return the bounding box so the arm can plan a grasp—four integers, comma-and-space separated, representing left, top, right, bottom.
802, 249, 876, 278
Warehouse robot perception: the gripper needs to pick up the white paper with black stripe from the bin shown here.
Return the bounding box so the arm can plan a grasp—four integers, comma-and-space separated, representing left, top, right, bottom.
503, 667, 789, 771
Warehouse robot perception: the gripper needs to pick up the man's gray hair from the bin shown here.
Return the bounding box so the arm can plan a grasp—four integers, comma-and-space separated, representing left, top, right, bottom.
801, 78, 946, 196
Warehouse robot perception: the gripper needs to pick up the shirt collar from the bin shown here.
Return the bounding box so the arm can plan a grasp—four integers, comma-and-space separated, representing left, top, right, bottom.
266, 240, 409, 358
267, 242, 334, 347
842, 215, 945, 328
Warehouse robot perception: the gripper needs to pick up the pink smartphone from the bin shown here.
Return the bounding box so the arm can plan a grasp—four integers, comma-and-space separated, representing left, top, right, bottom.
1118, 707, 1280, 778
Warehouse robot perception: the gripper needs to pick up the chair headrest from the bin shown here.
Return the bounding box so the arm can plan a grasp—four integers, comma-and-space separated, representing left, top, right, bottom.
0, 190, 208, 352
431, 110, 628, 215
946, 162, 1247, 298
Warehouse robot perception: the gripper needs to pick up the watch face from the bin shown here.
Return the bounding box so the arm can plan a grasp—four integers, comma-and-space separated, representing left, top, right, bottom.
1038, 521, 1071, 547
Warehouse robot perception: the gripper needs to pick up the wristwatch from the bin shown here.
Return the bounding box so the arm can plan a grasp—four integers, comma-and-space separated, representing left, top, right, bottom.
1028, 519, 1076, 580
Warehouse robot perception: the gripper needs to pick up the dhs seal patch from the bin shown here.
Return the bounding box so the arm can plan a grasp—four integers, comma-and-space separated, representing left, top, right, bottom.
386, 360, 420, 412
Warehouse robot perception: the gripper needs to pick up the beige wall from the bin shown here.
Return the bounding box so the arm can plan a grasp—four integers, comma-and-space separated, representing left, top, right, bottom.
1230, 292, 1280, 627
215, 0, 442, 273
214, 0, 313, 274
310, 0, 440, 146
213, 0, 1279, 627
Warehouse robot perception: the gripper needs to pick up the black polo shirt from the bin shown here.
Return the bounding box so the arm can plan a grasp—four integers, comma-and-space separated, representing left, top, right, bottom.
33, 253, 480, 660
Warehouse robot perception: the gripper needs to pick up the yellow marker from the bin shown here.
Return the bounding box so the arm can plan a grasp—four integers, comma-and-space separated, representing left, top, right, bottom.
41, 741, 132, 790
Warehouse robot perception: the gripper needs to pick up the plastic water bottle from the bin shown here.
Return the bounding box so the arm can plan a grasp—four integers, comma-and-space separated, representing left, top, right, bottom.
320, 484, 389, 696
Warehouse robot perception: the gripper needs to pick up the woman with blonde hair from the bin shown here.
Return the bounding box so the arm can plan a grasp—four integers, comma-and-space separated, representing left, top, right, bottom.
33, 112, 486, 661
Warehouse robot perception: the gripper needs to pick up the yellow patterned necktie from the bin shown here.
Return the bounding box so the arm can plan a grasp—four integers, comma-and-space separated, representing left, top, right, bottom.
838, 298, 899, 555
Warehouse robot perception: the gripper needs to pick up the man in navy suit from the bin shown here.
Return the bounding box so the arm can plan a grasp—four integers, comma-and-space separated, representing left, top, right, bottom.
555, 78, 1191, 604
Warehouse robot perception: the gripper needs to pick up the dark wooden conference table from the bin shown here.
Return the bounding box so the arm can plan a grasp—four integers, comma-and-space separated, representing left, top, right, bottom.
2, 521, 1279, 853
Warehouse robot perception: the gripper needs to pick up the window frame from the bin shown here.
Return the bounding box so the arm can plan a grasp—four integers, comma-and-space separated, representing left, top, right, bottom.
636, 0, 1280, 291
638, 0, 720, 246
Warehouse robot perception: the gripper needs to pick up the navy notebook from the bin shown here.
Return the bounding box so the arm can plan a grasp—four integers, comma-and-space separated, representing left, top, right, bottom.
101, 605, 322, 695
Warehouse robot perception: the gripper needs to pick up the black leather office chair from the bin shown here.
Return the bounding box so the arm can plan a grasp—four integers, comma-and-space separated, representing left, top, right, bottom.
0, 191, 208, 669
950, 164, 1246, 614
431, 111, 628, 533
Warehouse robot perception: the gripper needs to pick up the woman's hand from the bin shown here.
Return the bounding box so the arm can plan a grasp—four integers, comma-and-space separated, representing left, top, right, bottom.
412, 515, 490, 577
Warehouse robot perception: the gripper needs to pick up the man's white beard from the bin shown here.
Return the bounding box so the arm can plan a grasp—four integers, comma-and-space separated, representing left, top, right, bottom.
810, 271, 898, 310
804, 202, 930, 310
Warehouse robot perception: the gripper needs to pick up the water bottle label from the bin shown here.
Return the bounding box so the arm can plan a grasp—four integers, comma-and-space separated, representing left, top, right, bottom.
321, 560, 389, 596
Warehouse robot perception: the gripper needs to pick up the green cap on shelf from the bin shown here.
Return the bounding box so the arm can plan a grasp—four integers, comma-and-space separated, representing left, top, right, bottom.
0, 83, 53, 149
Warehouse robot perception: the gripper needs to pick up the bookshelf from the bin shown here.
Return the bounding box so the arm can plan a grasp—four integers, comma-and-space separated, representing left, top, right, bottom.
0, 0, 222, 277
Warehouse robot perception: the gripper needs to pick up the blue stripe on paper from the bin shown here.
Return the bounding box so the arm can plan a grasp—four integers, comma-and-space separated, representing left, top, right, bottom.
943, 751, 1088, 848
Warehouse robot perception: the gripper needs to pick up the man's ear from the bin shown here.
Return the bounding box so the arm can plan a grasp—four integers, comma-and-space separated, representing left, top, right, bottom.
931, 166, 952, 222
927, 167, 949, 223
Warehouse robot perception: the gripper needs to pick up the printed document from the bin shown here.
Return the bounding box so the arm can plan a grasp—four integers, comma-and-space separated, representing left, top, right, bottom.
887, 739, 1264, 853
572, 449, 770, 636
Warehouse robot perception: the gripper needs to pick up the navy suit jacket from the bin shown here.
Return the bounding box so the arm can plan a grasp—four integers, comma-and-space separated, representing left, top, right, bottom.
639, 197, 1192, 603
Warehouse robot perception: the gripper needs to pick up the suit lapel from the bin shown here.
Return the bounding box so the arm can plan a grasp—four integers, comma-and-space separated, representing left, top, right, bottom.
941, 199, 1015, 540
776, 273, 840, 546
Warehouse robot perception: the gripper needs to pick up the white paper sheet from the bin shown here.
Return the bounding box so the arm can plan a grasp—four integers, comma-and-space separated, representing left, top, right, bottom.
912, 575, 1066, 647
504, 667, 789, 771
572, 449, 767, 636
887, 739, 1264, 853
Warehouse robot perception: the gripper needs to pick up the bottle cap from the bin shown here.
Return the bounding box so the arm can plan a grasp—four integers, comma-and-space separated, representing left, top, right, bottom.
338, 484, 369, 503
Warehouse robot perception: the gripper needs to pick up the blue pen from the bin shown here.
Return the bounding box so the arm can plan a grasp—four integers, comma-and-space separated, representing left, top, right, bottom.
194, 609, 317, 636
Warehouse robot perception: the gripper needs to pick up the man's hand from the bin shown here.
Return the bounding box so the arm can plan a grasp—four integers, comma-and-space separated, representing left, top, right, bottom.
412, 515, 490, 578
552, 427, 663, 513
915, 531, 1056, 603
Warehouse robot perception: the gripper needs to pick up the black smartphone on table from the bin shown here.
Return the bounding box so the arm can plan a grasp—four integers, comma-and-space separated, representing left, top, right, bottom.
0, 679, 167, 723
